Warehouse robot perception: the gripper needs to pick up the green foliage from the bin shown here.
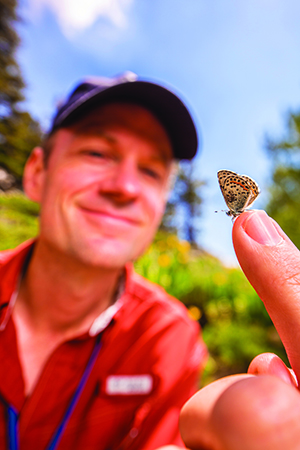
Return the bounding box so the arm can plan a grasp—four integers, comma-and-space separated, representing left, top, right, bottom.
203, 322, 284, 383
0, 112, 42, 183
0, 0, 24, 108
0, 191, 39, 250
0, 0, 42, 185
265, 110, 300, 248
160, 161, 205, 244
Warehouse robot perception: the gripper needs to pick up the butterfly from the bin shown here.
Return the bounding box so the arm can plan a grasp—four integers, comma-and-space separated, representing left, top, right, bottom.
217, 170, 260, 218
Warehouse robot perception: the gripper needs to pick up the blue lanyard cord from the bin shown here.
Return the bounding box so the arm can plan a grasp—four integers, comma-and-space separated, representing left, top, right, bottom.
7, 406, 19, 450
3, 335, 102, 450
0, 394, 19, 450
46, 336, 102, 450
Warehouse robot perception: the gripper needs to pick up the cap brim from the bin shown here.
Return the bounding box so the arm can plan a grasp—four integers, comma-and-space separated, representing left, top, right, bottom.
52, 81, 199, 160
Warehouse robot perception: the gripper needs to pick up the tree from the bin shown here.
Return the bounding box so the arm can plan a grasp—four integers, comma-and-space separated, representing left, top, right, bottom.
265, 110, 300, 248
0, 0, 42, 188
160, 161, 205, 246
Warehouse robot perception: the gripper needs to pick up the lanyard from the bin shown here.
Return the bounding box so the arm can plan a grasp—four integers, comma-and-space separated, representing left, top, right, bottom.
3, 334, 102, 450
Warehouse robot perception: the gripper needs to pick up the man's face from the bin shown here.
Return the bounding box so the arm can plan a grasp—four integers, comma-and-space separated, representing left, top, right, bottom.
30, 103, 174, 269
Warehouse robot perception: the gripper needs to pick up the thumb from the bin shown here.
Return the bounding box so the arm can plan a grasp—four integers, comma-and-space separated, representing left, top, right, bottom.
233, 210, 300, 382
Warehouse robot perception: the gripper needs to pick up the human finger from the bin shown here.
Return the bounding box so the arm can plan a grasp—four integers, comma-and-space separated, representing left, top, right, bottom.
179, 374, 252, 450
212, 375, 300, 450
248, 352, 298, 387
232, 210, 300, 382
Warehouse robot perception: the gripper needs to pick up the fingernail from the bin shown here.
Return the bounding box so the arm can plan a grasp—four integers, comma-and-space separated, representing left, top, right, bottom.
242, 211, 283, 245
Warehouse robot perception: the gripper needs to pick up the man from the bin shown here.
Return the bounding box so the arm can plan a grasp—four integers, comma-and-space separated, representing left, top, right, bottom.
0, 72, 207, 450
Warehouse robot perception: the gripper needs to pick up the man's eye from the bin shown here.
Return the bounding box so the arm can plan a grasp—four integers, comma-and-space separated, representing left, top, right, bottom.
142, 167, 162, 180
87, 151, 105, 158
81, 149, 111, 160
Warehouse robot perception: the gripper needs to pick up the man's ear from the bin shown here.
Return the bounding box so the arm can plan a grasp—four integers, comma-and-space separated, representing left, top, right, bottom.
23, 147, 46, 203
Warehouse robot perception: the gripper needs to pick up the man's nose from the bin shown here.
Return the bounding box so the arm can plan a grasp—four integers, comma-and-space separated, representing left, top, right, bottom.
99, 160, 141, 202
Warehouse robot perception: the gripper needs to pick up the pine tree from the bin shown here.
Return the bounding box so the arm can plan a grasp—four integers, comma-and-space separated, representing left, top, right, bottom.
0, 0, 41, 188
161, 161, 204, 246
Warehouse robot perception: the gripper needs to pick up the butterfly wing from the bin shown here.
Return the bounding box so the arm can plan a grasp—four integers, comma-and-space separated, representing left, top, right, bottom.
217, 170, 237, 189
241, 175, 260, 208
217, 170, 253, 215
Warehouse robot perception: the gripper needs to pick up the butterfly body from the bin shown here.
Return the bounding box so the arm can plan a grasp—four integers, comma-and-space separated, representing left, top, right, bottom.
217, 170, 260, 218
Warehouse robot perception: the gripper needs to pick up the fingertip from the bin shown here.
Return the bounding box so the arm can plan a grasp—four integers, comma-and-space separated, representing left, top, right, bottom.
233, 210, 283, 246
248, 353, 297, 387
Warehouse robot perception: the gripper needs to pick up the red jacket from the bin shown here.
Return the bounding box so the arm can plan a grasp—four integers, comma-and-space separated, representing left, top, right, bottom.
0, 240, 207, 450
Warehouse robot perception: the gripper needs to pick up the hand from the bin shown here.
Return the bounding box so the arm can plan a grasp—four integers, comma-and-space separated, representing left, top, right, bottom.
233, 210, 300, 380
179, 210, 300, 449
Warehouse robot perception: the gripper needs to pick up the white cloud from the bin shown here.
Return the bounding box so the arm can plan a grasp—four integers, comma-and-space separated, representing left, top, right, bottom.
27, 0, 134, 37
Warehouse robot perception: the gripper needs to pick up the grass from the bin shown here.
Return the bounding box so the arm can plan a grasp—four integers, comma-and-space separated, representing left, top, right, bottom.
0, 191, 39, 250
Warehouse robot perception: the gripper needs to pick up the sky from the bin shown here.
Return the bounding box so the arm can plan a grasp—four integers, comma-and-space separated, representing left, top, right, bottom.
15, 0, 300, 265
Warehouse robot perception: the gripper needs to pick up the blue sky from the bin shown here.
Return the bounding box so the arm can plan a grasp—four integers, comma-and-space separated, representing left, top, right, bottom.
16, 0, 300, 265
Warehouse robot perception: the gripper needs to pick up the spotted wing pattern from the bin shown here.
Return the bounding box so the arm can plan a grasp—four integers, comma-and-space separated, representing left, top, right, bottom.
217, 170, 260, 218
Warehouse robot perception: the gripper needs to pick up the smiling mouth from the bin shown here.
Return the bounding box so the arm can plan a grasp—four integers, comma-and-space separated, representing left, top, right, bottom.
80, 207, 141, 226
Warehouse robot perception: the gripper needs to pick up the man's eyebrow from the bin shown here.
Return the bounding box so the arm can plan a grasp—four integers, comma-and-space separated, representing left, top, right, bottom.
145, 154, 172, 165
74, 124, 116, 142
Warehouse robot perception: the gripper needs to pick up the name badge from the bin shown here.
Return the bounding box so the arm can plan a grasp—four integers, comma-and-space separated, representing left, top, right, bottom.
105, 375, 153, 395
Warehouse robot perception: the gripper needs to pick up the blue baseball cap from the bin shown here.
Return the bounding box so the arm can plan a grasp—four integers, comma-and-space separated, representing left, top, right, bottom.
49, 72, 199, 160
